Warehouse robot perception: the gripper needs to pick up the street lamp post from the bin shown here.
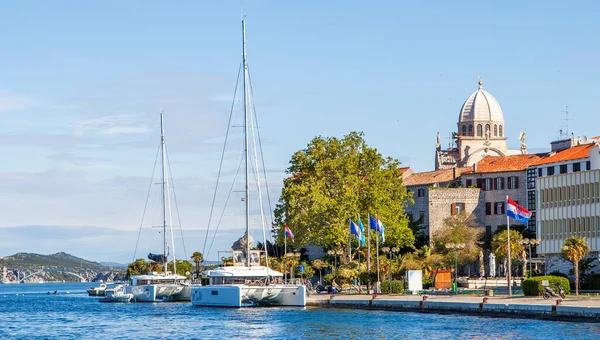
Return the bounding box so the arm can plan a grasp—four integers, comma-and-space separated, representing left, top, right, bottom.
445, 243, 465, 292
519, 238, 540, 278
327, 250, 336, 273
382, 247, 390, 293
391, 247, 399, 283
335, 249, 344, 273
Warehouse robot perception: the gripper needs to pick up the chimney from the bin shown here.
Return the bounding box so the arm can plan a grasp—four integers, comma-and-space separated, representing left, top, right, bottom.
473, 163, 477, 172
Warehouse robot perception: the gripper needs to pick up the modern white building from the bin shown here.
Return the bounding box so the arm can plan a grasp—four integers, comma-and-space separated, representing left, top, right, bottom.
533, 143, 600, 273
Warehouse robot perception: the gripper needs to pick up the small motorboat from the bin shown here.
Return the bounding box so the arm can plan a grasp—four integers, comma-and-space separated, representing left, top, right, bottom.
99, 284, 133, 303
87, 283, 108, 296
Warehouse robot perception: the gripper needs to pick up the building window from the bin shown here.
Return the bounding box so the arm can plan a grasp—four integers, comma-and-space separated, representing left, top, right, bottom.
494, 124, 498, 137
486, 202, 492, 215
560, 164, 567, 174
485, 124, 490, 136
494, 202, 505, 215
468, 124, 473, 136
461, 125, 467, 136
538, 168, 543, 177
499, 125, 503, 137
547, 166, 555, 176
494, 177, 504, 190
419, 212, 425, 224
507, 176, 519, 189
528, 190, 536, 211
527, 168, 536, 189
466, 179, 472, 187
573, 162, 581, 172
587, 161, 591, 170
485, 178, 494, 191
477, 124, 483, 137
451, 202, 465, 215
417, 188, 425, 197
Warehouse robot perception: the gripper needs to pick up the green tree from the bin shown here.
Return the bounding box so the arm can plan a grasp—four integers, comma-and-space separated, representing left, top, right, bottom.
273, 131, 414, 252
190, 252, 203, 278
126, 258, 149, 279
167, 260, 193, 277
434, 213, 483, 266
492, 229, 524, 261
562, 236, 589, 296
311, 259, 327, 282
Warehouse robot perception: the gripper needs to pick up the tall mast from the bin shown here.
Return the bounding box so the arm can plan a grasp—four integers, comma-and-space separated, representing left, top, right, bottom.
242, 17, 250, 267
160, 110, 168, 274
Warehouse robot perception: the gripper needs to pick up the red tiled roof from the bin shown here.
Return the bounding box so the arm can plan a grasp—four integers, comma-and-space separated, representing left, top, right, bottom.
398, 167, 410, 174
464, 154, 544, 174
404, 167, 470, 186
528, 143, 596, 166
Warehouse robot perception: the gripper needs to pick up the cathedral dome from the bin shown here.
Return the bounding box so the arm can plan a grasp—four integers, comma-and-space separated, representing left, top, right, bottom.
458, 80, 504, 123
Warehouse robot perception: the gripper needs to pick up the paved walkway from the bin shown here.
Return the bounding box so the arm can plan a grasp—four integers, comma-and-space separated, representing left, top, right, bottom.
307, 293, 600, 307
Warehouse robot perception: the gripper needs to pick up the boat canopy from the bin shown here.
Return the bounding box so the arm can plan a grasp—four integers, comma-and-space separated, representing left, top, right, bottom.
206, 266, 283, 278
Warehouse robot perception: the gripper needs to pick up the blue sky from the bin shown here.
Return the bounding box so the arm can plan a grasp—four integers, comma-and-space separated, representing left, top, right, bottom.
0, 1, 598, 263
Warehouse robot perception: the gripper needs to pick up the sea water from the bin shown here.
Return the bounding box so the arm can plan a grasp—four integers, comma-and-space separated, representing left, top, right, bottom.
1, 282, 599, 339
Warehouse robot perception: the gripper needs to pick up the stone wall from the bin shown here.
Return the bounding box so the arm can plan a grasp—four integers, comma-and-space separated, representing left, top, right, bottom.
461, 170, 528, 232
428, 188, 484, 242
405, 184, 430, 229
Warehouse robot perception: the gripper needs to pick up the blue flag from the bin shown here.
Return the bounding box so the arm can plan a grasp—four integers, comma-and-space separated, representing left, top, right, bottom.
350, 220, 364, 246
358, 217, 366, 246
369, 215, 379, 231
369, 214, 385, 242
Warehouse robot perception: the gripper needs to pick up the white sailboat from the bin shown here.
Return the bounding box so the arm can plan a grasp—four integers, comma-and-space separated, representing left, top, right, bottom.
125, 112, 191, 302
190, 17, 306, 308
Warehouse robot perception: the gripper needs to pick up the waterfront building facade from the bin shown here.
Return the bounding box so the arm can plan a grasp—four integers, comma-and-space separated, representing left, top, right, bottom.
532, 143, 600, 273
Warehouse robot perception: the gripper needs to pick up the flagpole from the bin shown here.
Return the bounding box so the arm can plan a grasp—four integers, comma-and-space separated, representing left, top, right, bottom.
367, 214, 371, 274
349, 219, 352, 263
376, 218, 380, 294
284, 229, 287, 284
506, 196, 512, 296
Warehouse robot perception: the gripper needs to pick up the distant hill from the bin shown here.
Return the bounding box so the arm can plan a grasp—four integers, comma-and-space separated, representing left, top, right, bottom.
0, 252, 107, 270
99, 262, 128, 269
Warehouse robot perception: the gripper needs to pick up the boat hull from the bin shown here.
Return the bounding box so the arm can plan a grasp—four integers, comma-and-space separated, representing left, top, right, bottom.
126, 284, 190, 302
190, 284, 305, 307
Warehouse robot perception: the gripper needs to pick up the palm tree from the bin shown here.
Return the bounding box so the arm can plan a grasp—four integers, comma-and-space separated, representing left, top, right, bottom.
562, 236, 589, 296
191, 252, 203, 279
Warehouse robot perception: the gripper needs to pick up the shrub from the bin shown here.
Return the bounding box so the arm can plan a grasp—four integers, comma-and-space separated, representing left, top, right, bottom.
522, 276, 570, 296
358, 270, 377, 284
323, 273, 336, 285
423, 278, 434, 289
381, 280, 404, 294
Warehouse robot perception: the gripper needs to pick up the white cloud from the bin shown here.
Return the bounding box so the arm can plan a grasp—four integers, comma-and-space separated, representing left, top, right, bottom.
73, 114, 149, 136
210, 94, 235, 102
0, 91, 37, 112
100, 124, 150, 135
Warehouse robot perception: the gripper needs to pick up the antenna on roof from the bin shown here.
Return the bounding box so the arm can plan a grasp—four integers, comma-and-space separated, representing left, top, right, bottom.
560, 105, 572, 140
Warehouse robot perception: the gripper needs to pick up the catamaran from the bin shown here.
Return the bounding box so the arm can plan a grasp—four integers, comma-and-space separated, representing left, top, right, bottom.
190, 17, 306, 308
125, 112, 191, 302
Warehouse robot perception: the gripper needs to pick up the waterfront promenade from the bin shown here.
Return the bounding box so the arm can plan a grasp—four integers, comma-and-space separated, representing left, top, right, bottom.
307, 293, 600, 322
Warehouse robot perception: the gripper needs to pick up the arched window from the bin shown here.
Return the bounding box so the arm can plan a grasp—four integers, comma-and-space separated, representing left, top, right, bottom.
462, 125, 467, 136
468, 124, 473, 136
494, 124, 498, 137
477, 124, 482, 137
499, 125, 503, 137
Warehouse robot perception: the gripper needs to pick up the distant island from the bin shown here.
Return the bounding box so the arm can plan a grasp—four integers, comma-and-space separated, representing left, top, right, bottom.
0, 252, 127, 283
